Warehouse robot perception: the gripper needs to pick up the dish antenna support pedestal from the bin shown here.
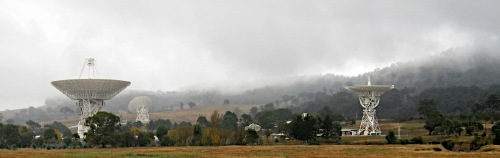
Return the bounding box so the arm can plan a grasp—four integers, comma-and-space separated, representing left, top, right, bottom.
136, 106, 150, 123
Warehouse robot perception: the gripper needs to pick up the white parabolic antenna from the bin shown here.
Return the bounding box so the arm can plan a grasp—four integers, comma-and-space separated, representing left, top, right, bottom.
51, 58, 130, 138
128, 96, 152, 123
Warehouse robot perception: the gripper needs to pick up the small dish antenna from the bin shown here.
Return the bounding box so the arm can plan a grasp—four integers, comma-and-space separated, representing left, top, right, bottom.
128, 96, 152, 123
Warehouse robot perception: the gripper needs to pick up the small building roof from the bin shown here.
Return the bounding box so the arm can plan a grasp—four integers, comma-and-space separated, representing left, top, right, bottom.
341, 128, 358, 132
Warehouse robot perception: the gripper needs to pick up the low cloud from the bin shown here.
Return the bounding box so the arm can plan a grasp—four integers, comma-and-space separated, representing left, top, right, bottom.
0, 0, 499, 110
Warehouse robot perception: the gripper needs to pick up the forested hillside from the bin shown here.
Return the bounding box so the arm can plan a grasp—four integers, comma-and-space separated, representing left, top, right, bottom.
3, 49, 500, 124
297, 85, 500, 120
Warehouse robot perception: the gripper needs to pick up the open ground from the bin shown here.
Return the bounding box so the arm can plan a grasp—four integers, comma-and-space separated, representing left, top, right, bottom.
1, 145, 499, 158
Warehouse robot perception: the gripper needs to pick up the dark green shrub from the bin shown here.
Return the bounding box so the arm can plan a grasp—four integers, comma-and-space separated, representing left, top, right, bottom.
398, 139, 411, 145
493, 131, 500, 145
441, 141, 454, 151
385, 131, 397, 144
160, 135, 174, 146
411, 136, 425, 144
470, 136, 487, 151
306, 139, 320, 145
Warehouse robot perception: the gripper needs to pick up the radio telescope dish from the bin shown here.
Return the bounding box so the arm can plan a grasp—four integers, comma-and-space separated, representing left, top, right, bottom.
128, 96, 152, 123
128, 96, 152, 112
51, 58, 130, 139
52, 79, 130, 100
346, 76, 393, 135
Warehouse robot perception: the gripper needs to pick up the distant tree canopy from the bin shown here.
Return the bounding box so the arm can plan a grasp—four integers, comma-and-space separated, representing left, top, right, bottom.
255, 108, 292, 129
493, 122, 500, 145
4, 106, 349, 149
492, 122, 500, 134
221, 111, 238, 130
45, 121, 72, 137
418, 99, 437, 117
385, 131, 397, 144
223, 99, 230, 106
42, 128, 58, 141
424, 110, 444, 135
188, 102, 197, 108
60, 106, 74, 120
249, 107, 259, 116
289, 114, 316, 141
244, 129, 259, 145
319, 115, 342, 141
147, 119, 173, 131
196, 116, 210, 128
26, 120, 41, 130
85, 111, 121, 148
240, 114, 253, 127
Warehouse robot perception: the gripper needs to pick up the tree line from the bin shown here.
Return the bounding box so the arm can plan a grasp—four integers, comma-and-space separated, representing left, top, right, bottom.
0, 107, 343, 149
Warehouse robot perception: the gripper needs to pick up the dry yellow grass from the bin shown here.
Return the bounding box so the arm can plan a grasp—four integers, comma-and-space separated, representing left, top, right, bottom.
1, 145, 499, 158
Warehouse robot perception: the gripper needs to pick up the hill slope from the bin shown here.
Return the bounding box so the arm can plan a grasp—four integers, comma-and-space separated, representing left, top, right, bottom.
4, 47, 500, 124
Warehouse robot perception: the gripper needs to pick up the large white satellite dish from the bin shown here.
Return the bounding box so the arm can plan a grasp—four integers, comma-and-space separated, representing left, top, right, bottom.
52, 58, 130, 138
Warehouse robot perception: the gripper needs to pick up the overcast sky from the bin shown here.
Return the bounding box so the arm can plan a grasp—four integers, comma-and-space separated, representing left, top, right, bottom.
0, 0, 499, 110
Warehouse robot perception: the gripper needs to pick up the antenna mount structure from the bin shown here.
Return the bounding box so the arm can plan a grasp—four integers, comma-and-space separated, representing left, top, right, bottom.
346, 76, 393, 135
51, 58, 130, 138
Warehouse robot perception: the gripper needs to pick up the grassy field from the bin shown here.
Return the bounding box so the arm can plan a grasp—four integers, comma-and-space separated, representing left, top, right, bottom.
5, 106, 499, 157
123, 104, 257, 123
1, 145, 499, 158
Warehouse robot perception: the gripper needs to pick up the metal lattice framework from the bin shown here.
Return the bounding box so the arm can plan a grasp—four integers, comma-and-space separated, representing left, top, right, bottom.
136, 107, 150, 123
128, 96, 152, 123
346, 77, 393, 135
51, 58, 130, 138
